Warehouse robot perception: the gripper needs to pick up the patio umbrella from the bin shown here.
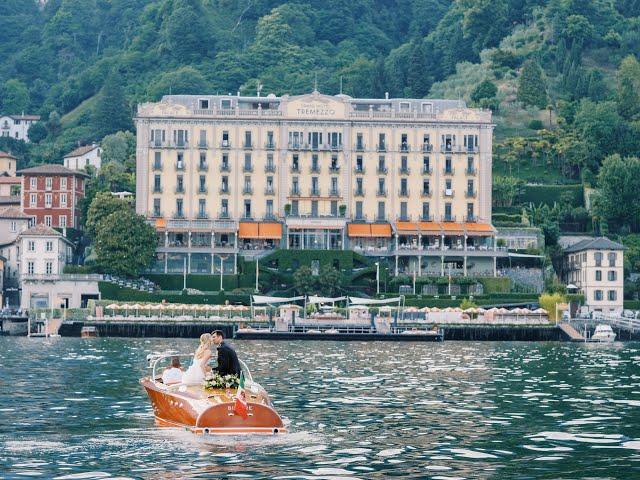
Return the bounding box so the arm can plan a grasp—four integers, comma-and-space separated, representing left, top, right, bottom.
430, 307, 440, 312
106, 303, 120, 310
420, 306, 431, 313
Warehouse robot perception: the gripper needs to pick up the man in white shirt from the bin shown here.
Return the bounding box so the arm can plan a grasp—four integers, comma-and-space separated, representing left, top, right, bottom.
162, 356, 183, 385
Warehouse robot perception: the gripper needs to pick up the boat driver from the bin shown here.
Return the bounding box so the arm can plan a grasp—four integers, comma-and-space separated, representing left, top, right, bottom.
211, 330, 241, 377
162, 356, 184, 385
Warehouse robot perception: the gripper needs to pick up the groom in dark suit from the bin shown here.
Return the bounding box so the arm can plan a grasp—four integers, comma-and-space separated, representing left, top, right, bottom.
211, 330, 241, 377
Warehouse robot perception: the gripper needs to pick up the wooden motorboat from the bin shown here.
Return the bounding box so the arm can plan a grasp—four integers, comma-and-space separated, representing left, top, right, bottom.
141, 353, 287, 435
80, 326, 99, 338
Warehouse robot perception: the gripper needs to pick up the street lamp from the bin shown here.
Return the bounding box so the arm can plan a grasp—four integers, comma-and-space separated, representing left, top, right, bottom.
219, 255, 228, 291
255, 256, 260, 293
374, 262, 380, 295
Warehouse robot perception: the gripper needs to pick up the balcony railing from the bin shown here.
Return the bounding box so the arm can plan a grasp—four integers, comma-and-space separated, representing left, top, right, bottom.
464, 215, 477, 222
218, 211, 230, 219
376, 165, 388, 174
290, 165, 300, 173
421, 214, 433, 221
175, 162, 185, 171
354, 143, 365, 151
422, 166, 432, 174
197, 162, 208, 172
175, 186, 185, 194
219, 164, 230, 172
243, 142, 253, 149
265, 164, 276, 173
443, 215, 456, 222
243, 164, 254, 173
376, 144, 386, 152
219, 187, 229, 194
220, 140, 231, 149
290, 188, 300, 196
310, 188, 321, 197
198, 186, 207, 194
264, 187, 275, 195
465, 190, 477, 198
329, 189, 340, 197
153, 186, 162, 193
398, 189, 410, 197
399, 166, 410, 175
329, 165, 340, 173
354, 189, 365, 197
443, 168, 455, 175
197, 141, 208, 149
422, 143, 433, 152
242, 186, 253, 195
465, 167, 476, 175
152, 162, 162, 171
173, 211, 185, 219
376, 189, 387, 197
443, 189, 454, 197
329, 143, 342, 151
265, 142, 276, 150
421, 189, 431, 197
400, 143, 410, 152
288, 142, 303, 150
196, 212, 209, 219
310, 165, 321, 173
354, 166, 365, 174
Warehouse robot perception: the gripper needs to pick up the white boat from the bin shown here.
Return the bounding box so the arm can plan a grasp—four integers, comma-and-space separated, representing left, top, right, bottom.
590, 324, 616, 343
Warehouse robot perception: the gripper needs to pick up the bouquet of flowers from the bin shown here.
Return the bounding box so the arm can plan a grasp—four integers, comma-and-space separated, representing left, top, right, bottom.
204, 372, 240, 390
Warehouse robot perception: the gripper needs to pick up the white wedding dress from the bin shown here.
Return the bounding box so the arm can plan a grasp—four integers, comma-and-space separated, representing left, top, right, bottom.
182, 358, 206, 385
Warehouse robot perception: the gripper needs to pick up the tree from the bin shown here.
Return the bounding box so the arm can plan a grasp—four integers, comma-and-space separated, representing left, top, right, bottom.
148, 67, 209, 100
92, 72, 132, 139
293, 266, 316, 296
27, 122, 47, 143
85, 191, 130, 238
594, 154, 640, 232
101, 131, 135, 166
517, 60, 547, 108
318, 266, 344, 296
616, 55, 640, 120
1, 79, 30, 114
470, 80, 497, 103
94, 209, 157, 277
492, 176, 522, 207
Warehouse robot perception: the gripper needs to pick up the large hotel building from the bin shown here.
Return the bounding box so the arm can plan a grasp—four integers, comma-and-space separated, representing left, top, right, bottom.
135, 91, 505, 276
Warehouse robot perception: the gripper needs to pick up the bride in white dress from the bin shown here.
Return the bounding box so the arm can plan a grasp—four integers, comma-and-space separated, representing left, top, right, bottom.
181, 333, 213, 385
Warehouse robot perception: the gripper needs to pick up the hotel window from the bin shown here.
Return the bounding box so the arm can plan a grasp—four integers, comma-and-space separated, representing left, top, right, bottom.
153, 152, 162, 169
199, 152, 207, 169
399, 102, 410, 112
378, 178, 385, 195
445, 179, 452, 194
243, 200, 252, 218
221, 199, 229, 217
311, 201, 319, 217
467, 156, 474, 173
199, 99, 209, 109
154, 175, 161, 192
329, 132, 341, 148
595, 252, 603, 266
422, 202, 430, 220
45, 193, 52, 207
330, 155, 338, 171
464, 134, 478, 150
244, 176, 252, 193
331, 200, 338, 217
400, 202, 408, 220
608, 252, 617, 266
198, 199, 206, 217
378, 156, 386, 172
355, 201, 363, 219
423, 156, 430, 173
60, 215, 67, 228
266, 176, 274, 192
467, 179, 474, 195
45, 177, 53, 190
198, 130, 207, 147
199, 175, 206, 192
10, 221, 16, 232
311, 154, 319, 172
400, 133, 408, 151
173, 129, 188, 147
30, 177, 37, 189
356, 156, 364, 172
608, 271, 617, 281
176, 199, 184, 217
421, 103, 432, 113
308, 131, 322, 149
266, 199, 274, 218
266, 154, 274, 170
222, 176, 230, 192
331, 177, 338, 194
292, 154, 299, 171
221, 99, 232, 109
266, 131, 274, 148
400, 178, 408, 195
377, 201, 385, 220
445, 157, 453, 173
45, 241, 53, 252
378, 133, 386, 150
221, 154, 229, 170
289, 131, 303, 148
356, 133, 364, 150
444, 203, 452, 221
423, 180, 430, 195
27, 261, 34, 275
292, 177, 299, 195
45, 262, 53, 276
153, 199, 161, 217
28, 240, 35, 251
244, 154, 252, 171
311, 177, 319, 195
45, 215, 52, 227
60, 177, 67, 190
176, 175, 184, 193
608, 290, 617, 301
401, 156, 408, 172
222, 131, 230, 147
60, 193, 67, 207
244, 131, 252, 148
356, 178, 363, 194
442, 134, 455, 150
151, 129, 165, 146
595, 270, 602, 281
594, 290, 603, 301
176, 152, 184, 169
467, 203, 474, 221
291, 200, 299, 216
30, 193, 37, 207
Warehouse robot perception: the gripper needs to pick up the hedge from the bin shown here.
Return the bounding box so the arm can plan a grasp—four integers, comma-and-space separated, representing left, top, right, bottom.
624, 301, 640, 310
261, 249, 358, 273
518, 184, 583, 207
98, 282, 250, 304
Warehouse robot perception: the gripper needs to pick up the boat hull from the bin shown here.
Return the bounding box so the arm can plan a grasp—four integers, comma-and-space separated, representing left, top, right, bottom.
141, 378, 286, 435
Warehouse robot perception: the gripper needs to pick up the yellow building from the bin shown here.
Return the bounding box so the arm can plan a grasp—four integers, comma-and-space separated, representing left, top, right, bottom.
135, 91, 506, 276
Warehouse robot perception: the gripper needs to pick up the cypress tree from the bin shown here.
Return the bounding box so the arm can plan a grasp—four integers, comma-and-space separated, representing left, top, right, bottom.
92, 72, 133, 140
517, 59, 548, 108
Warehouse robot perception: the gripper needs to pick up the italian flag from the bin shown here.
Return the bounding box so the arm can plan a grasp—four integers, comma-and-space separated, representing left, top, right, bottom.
233, 372, 248, 419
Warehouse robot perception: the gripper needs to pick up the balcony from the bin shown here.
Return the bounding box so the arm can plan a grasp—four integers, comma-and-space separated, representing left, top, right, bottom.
289, 188, 301, 196
153, 186, 162, 194
219, 164, 230, 172
400, 143, 410, 152
196, 212, 209, 219
290, 165, 300, 173
243, 164, 254, 173
422, 143, 433, 152
440, 145, 454, 153
398, 189, 410, 197
397, 214, 411, 221
443, 215, 456, 222
243, 142, 253, 149
465, 190, 477, 198
329, 188, 340, 197
218, 211, 230, 219
421, 214, 433, 221
198, 186, 208, 194
329, 143, 342, 151
288, 142, 302, 150
173, 211, 185, 219
310, 188, 321, 197
152, 210, 162, 218
354, 189, 365, 197
264, 187, 275, 195
175, 162, 185, 171
376, 165, 388, 174
175, 186, 185, 194
399, 166, 410, 175
197, 141, 208, 149
465, 167, 476, 175
376, 214, 387, 221
354, 143, 365, 151
376, 189, 387, 197
443, 189, 454, 197
328, 165, 340, 173
152, 162, 162, 171
421, 189, 431, 198
265, 142, 276, 150
149, 140, 167, 148
466, 146, 479, 153
219, 187, 229, 195
242, 186, 253, 195
376, 144, 386, 152
197, 162, 208, 172
464, 215, 477, 222
265, 164, 276, 173
310, 165, 321, 173
443, 168, 455, 175
422, 166, 432, 174
220, 140, 231, 149
354, 166, 365, 174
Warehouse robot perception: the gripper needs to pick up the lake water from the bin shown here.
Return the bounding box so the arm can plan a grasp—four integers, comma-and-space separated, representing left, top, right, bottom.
1, 338, 640, 479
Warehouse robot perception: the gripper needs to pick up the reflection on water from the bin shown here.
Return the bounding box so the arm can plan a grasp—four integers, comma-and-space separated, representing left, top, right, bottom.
1, 338, 640, 479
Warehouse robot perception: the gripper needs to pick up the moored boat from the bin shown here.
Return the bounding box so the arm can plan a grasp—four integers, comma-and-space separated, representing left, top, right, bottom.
590, 324, 616, 343
141, 353, 287, 435
80, 326, 99, 338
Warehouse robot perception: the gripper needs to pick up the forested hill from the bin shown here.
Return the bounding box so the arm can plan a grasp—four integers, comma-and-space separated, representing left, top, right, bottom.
1, 0, 639, 172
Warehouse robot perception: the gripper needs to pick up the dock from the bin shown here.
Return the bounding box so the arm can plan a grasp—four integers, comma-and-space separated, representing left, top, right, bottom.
234, 330, 444, 342
559, 322, 585, 342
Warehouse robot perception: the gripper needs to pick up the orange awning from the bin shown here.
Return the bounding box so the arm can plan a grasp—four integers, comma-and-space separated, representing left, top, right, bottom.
258, 222, 282, 239
370, 223, 392, 238
238, 222, 259, 239
464, 223, 495, 236
418, 222, 442, 233
155, 218, 166, 229
441, 222, 465, 234
347, 224, 372, 238
396, 221, 419, 233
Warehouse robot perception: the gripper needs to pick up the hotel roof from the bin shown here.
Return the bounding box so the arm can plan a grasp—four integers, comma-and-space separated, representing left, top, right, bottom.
64, 144, 99, 158
564, 237, 626, 253
17, 163, 89, 177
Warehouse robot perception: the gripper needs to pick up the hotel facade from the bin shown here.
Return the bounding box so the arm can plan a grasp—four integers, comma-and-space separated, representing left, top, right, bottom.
135, 91, 505, 276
